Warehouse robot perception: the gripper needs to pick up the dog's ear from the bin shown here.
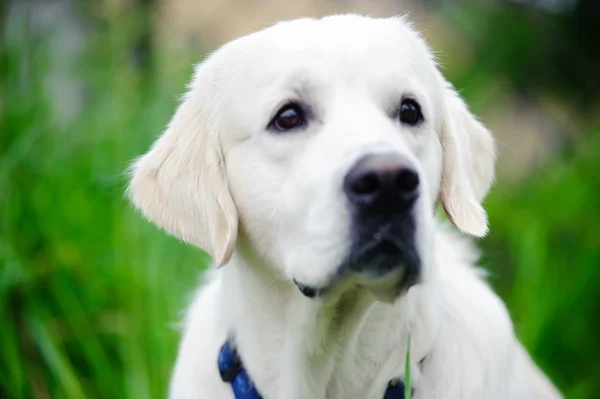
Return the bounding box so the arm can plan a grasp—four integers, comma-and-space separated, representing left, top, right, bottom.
127, 61, 238, 266
439, 81, 496, 237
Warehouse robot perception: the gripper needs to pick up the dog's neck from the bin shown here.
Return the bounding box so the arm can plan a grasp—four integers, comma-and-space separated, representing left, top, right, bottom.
218, 240, 441, 398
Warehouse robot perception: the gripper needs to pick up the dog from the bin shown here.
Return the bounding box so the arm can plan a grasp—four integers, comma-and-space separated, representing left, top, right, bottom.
127, 14, 562, 399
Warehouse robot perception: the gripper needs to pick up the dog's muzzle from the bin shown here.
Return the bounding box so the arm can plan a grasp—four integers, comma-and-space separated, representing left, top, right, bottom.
295, 153, 421, 299
343, 153, 420, 278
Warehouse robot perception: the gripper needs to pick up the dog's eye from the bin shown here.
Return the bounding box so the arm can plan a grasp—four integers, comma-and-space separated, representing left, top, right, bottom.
398, 99, 424, 126
269, 103, 306, 132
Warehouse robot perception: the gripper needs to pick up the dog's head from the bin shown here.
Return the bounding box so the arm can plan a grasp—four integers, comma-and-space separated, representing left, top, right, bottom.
128, 15, 495, 302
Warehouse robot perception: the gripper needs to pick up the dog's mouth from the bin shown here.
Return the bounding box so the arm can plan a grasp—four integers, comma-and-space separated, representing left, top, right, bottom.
293, 235, 421, 301
293, 279, 323, 298
347, 236, 420, 281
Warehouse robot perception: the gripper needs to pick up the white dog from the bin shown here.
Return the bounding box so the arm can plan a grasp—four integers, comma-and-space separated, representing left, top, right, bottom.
128, 15, 561, 399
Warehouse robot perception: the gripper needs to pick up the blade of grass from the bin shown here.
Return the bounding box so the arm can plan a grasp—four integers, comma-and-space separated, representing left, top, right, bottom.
405, 332, 411, 399
27, 312, 86, 399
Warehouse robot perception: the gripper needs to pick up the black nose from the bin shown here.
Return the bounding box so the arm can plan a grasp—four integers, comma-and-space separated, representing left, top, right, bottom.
344, 154, 419, 209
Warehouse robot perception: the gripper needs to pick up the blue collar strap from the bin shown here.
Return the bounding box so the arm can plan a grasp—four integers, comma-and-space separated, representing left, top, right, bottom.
218, 340, 413, 399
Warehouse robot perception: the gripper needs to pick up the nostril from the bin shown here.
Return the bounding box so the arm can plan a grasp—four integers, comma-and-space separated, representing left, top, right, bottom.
395, 169, 419, 193
351, 172, 380, 196
344, 154, 420, 206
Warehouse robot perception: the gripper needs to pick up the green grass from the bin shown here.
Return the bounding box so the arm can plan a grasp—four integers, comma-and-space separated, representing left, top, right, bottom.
0, 28, 210, 399
481, 131, 600, 398
1, 14, 598, 399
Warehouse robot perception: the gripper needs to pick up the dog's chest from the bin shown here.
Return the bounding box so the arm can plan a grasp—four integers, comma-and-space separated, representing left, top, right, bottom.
325, 335, 419, 399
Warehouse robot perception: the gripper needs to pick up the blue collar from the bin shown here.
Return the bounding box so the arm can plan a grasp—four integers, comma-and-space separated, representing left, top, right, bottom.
218, 340, 413, 399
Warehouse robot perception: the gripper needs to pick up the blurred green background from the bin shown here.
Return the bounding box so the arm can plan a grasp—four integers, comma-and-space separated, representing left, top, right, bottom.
1, 0, 599, 398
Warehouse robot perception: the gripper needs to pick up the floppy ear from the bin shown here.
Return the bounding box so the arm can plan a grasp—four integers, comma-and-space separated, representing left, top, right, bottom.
439, 81, 496, 237
127, 62, 238, 266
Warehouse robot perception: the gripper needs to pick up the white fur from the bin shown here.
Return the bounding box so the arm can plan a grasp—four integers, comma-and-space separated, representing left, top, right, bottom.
128, 15, 562, 399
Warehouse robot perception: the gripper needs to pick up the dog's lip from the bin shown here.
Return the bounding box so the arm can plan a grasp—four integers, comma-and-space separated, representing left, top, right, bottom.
293, 257, 419, 301
292, 234, 419, 301
292, 268, 412, 301
293, 279, 323, 298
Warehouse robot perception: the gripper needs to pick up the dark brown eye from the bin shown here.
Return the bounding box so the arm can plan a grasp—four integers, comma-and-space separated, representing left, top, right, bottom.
398, 99, 424, 126
269, 103, 306, 132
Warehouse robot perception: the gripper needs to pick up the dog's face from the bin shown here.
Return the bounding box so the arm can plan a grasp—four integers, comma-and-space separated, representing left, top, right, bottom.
128, 15, 495, 301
